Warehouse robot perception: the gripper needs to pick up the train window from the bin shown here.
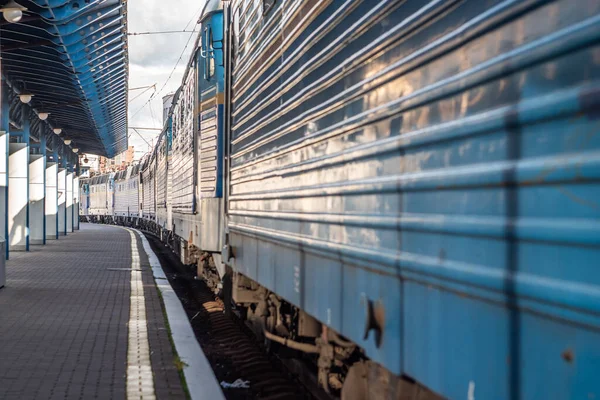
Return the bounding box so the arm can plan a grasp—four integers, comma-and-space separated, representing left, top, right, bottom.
263, 0, 276, 15
232, 7, 240, 63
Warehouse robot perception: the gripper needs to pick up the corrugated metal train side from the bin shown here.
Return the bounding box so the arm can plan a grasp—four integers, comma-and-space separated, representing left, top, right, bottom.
80, 0, 600, 397
227, 0, 600, 398
113, 170, 128, 217
156, 134, 169, 228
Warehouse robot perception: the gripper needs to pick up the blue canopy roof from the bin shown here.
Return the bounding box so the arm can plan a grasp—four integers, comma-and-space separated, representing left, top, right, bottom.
0, 0, 128, 157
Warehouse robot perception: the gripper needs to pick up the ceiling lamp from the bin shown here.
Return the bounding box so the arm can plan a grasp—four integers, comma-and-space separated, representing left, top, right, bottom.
63, 139, 72, 145
53, 128, 62, 135
72, 148, 79, 153
1, 0, 27, 23
37, 112, 49, 121
19, 92, 33, 104
84, 157, 89, 163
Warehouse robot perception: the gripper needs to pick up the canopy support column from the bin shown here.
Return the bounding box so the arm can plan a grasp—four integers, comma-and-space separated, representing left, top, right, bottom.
0, 78, 9, 261
66, 162, 74, 233
45, 157, 58, 240
58, 157, 67, 236
29, 130, 46, 245
8, 103, 30, 251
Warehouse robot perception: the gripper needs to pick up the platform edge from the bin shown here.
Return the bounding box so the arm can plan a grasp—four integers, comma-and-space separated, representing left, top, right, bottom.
131, 228, 225, 400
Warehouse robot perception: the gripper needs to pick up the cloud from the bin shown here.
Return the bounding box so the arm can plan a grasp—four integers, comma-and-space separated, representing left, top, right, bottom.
128, 0, 203, 67
124, 0, 205, 158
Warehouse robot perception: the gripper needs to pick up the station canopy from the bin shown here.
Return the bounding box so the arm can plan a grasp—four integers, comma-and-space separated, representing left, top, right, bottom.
0, 0, 128, 157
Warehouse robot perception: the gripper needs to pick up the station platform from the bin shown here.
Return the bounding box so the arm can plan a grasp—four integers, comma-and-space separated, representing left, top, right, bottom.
0, 224, 221, 400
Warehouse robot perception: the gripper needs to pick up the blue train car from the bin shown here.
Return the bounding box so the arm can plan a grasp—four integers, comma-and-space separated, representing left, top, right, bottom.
197, 1, 226, 256
223, 0, 600, 398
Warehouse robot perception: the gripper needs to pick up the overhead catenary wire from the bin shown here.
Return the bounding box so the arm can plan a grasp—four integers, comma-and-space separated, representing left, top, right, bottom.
129, 28, 199, 120
129, 4, 204, 121
128, 4, 202, 37
129, 6, 204, 37
149, 101, 159, 127
128, 3, 205, 144
128, 30, 196, 36
129, 127, 162, 131
155, 29, 200, 99
182, 4, 205, 31
129, 84, 157, 91
128, 84, 156, 104
130, 128, 152, 148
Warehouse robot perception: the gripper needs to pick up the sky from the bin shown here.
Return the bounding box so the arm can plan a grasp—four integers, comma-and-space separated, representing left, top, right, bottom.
126, 0, 205, 160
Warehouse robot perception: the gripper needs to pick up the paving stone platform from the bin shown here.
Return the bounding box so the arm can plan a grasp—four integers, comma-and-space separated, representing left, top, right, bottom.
0, 224, 187, 400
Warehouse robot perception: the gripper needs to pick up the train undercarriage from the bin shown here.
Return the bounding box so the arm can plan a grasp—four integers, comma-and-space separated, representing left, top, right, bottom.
82, 214, 440, 400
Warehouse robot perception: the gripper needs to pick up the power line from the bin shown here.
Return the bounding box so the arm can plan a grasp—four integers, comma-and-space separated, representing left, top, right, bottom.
128, 30, 196, 36
149, 3, 204, 97
129, 127, 162, 131
128, 4, 204, 122
155, 30, 199, 98
149, 101, 159, 127
128, 84, 156, 104
129, 5, 202, 37
184, 5, 204, 30
130, 128, 152, 148
129, 84, 157, 91
129, 28, 199, 120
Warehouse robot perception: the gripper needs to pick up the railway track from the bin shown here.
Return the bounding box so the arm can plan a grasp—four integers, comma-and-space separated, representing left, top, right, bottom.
144, 234, 320, 400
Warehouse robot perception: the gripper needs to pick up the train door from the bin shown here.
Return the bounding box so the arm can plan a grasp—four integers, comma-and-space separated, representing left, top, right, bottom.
197, 1, 226, 254
220, 0, 234, 270
108, 173, 115, 216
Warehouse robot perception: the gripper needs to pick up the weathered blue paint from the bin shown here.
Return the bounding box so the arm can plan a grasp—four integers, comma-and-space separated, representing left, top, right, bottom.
199, 9, 225, 199
227, 0, 600, 398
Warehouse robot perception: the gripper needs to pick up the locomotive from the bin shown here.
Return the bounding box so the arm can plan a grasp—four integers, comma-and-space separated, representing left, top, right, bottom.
81, 0, 600, 398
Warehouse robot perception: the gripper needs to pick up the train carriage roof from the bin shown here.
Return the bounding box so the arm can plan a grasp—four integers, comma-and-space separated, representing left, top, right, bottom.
201, 0, 222, 19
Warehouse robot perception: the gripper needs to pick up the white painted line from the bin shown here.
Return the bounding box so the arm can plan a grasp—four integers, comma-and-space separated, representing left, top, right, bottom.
126, 229, 156, 400
132, 228, 225, 400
